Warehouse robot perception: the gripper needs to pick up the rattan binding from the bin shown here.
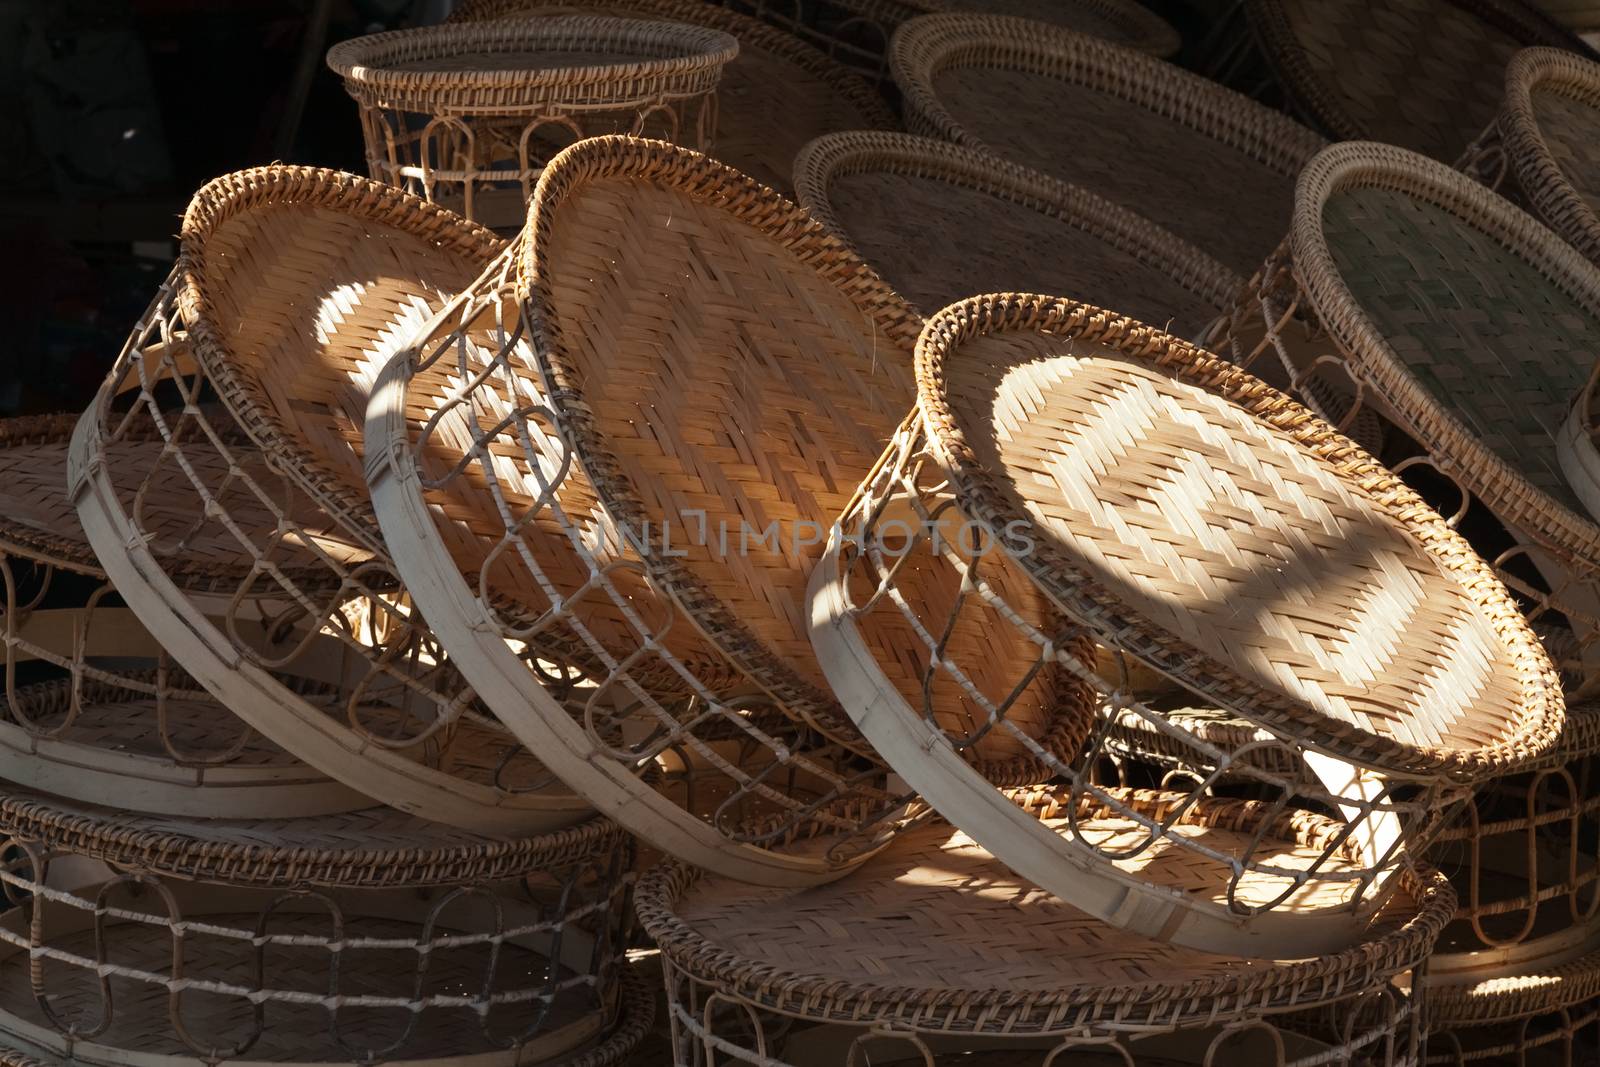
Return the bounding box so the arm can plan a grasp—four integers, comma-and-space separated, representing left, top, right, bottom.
792, 130, 1238, 337
446, 0, 897, 194
890, 14, 1325, 277
1245, 0, 1594, 162
328, 17, 738, 227
1495, 47, 1600, 266
69, 164, 591, 834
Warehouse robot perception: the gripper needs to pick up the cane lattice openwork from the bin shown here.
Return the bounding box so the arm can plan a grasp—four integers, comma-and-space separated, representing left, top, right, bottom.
68, 165, 591, 835
446, 0, 896, 196
810, 292, 1561, 957
1205, 141, 1600, 699
0, 415, 366, 818
0, 794, 644, 1067
328, 16, 738, 229
637, 800, 1450, 1066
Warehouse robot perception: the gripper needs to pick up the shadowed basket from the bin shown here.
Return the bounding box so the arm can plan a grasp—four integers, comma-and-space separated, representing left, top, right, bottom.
1244, 0, 1593, 162
365, 135, 1108, 887
0, 416, 366, 819
1427, 945, 1600, 1063
447, 0, 896, 194
792, 130, 1239, 338
890, 15, 1325, 278
809, 292, 1562, 956
636, 795, 1451, 1065
1207, 140, 1600, 698
328, 16, 738, 228
68, 165, 592, 835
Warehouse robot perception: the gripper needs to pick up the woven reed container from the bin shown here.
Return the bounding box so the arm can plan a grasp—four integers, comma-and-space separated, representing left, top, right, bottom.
1204, 141, 1600, 699
809, 292, 1563, 958
447, 0, 895, 194
328, 16, 737, 230
1244, 0, 1593, 163
891, 15, 1325, 280
636, 793, 1454, 1066
1465, 49, 1600, 275
366, 134, 1092, 890
736, 0, 1177, 86
0, 785, 645, 1067
1427, 950, 1600, 1064
0, 416, 367, 820
68, 165, 592, 835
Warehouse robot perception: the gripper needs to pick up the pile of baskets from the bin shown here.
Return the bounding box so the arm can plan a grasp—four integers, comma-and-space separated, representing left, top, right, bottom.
10, 0, 1600, 1063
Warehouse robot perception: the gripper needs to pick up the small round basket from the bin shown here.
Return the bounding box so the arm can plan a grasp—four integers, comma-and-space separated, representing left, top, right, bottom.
890, 15, 1325, 278
327, 16, 738, 228
446, 0, 896, 194
1209, 140, 1600, 696
0, 416, 365, 819
792, 131, 1239, 337
1468, 47, 1600, 267
636, 793, 1451, 1065
366, 136, 1102, 888
68, 165, 590, 835
808, 292, 1562, 957
1243, 0, 1592, 163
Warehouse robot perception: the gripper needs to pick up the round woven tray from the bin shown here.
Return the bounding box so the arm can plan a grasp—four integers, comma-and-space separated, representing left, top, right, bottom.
0, 869, 647, 1067
369, 134, 1073, 886
1426, 993, 1600, 1063
445, 0, 896, 195
792, 130, 1239, 336
1244, 0, 1591, 162
328, 16, 738, 227
890, 14, 1325, 278
68, 165, 591, 835
637, 794, 1448, 1062
810, 292, 1561, 955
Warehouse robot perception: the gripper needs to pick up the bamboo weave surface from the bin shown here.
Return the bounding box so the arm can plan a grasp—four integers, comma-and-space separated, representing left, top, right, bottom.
447, 0, 896, 194
793, 131, 1237, 336
916, 295, 1562, 779
891, 16, 1324, 278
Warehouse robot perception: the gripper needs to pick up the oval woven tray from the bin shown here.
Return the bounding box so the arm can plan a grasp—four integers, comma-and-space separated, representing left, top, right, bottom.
1245, 0, 1592, 161
891, 14, 1325, 278
69, 165, 591, 835
445, 0, 896, 194
793, 131, 1239, 336
1498, 47, 1600, 266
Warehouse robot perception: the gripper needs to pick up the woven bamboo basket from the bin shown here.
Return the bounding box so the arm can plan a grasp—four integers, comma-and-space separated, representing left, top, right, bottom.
67, 165, 592, 835
808, 291, 1562, 957
1204, 141, 1600, 698
365, 135, 1104, 887
1427, 945, 1600, 1064
636, 792, 1453, 1065
792, 130, 1237, 338
327, 16, 737, 229
0, 415, 366, 819
890, 15, 1325, 279
1463, 48, 1600, 268
446, 0, 896, 194
0, 791, 644, 1067
1243, 0, 1593, 163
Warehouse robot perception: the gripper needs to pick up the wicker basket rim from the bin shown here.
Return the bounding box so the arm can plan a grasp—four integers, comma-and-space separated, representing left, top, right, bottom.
1428, 939, 1600, 1026
1291, 139, 1600, 569
1501, 45, 1600, 262
791, 129, 1244, 315
911, 291, 1565, 782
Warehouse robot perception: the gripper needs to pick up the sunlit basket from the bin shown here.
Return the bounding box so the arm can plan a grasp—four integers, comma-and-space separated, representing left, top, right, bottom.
792, 131, 1238, 339
0, 416, 367, 819
1243, 0, 1591, 163
365, 135, 1109, 887
808, 292, 1562, 957
1203, 141, 1600, 698
0, 789, 644, 1067
327, 16, 738, 229
1427, 945, 1600, 1064
67, 165, 591, 835
1461, 47, 1600, 268
636, 792, 1452, 1066
891, 15, 1325, 279
446, 0, 896, 195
